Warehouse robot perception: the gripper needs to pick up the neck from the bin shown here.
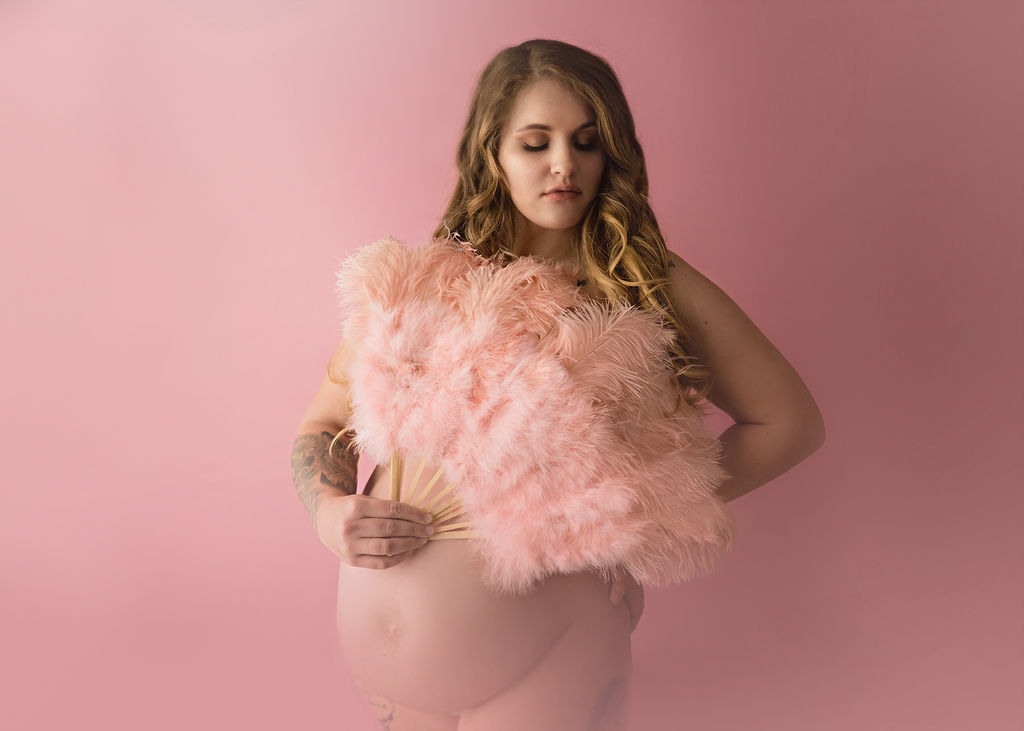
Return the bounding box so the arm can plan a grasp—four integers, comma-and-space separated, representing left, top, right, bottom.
510, 214, 578, 268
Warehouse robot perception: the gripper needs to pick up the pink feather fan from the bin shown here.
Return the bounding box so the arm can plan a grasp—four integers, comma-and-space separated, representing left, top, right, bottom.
336, 235, 734, 596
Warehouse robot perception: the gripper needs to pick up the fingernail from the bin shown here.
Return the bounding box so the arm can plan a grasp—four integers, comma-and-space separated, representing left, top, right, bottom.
425, 527, 434, 535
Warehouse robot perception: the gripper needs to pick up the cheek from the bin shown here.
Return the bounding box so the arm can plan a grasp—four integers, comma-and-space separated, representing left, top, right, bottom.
504, 157, 539, 196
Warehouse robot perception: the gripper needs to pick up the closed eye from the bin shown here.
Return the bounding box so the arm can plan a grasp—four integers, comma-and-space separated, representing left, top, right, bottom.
523, 142, 599, 152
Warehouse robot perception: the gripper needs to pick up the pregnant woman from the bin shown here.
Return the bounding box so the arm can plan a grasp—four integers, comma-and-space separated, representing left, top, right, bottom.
290, 39, 825, 731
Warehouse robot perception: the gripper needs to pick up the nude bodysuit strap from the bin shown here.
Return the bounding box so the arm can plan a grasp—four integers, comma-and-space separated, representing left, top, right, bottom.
390, 450, 480, 540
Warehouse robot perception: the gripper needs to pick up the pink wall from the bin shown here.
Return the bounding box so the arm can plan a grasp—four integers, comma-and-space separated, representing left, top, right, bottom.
2, 1, 1020, 729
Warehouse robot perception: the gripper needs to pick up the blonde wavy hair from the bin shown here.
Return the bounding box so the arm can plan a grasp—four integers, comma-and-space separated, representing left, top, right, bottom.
329, 39, 713, 455
432, 38, 713, 410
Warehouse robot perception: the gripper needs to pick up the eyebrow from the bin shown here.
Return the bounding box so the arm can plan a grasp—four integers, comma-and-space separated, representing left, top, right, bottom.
514, 121, 597, 133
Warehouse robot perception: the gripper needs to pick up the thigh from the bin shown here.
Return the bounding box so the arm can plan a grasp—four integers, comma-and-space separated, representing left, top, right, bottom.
357, 684, 460, 731
457, 599, 633, 731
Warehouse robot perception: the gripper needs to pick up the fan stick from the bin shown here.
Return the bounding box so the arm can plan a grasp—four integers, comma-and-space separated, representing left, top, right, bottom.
405, 456, 427, 505
431, 499, 464, 524
429, 530, 481, 540
389, 451, 405, 502
422, 480, 457, 513
408, 464, 446, 509
430, 521, 472, 534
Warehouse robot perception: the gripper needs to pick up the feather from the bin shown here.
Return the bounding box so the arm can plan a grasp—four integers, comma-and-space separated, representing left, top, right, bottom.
335, 236, 734, 595
539, 300, 676, 414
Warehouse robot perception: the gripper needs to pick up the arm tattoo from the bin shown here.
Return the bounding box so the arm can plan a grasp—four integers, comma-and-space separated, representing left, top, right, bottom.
290, 430, 358, 523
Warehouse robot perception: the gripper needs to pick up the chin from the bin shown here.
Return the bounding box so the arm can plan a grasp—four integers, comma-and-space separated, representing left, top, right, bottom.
531, 213, 583, 230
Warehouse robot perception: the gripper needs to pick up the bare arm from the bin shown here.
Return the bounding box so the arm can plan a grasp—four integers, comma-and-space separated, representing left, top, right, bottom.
292, 339, 361, 526
667, 251, 826, 503
292, 343, 434, 566
290, 423, 358, 534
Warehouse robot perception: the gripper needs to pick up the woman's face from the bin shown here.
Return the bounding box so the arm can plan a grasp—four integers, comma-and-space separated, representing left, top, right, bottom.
497, 79, 606, 239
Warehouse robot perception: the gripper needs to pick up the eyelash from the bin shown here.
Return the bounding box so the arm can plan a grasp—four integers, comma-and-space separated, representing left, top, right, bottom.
522, 142, 599, 152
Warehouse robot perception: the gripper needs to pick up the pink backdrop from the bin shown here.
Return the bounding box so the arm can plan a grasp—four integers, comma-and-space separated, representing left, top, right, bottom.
2, 1, 1021, 729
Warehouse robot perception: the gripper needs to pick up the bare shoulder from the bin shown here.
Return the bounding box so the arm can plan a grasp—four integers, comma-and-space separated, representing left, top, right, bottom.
664, 250, 822, 430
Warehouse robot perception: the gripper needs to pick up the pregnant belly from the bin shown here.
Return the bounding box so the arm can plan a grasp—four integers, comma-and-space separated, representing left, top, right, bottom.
335, 461, 620, 714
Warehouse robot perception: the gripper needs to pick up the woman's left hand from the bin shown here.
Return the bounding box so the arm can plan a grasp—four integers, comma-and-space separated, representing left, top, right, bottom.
609, 570, 644, 632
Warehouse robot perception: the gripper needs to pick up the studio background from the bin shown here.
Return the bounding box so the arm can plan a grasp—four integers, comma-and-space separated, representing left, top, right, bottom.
2, 1, 1020, 729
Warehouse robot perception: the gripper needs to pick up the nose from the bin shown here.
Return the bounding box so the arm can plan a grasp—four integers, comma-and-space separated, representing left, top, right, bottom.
550, 139, 577, 178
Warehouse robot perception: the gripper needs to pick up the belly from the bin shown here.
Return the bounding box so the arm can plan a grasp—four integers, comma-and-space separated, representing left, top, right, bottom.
336, 458, 623, 714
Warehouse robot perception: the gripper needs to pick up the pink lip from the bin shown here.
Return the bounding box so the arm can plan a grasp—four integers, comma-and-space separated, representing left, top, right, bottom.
544, 190, 580, 200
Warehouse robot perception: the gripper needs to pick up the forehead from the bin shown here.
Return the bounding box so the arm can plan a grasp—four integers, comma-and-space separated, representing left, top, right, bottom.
504, 79, 594, 131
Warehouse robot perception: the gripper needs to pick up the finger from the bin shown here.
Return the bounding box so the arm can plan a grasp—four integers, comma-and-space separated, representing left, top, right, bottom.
358, 536, 430, 557
349, 549, 417, 570
619, 593, 634, 631
609, 581, 624, 604
626, 588, 644, 632
357, 517, 435, 540
360, 497, 434, 525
